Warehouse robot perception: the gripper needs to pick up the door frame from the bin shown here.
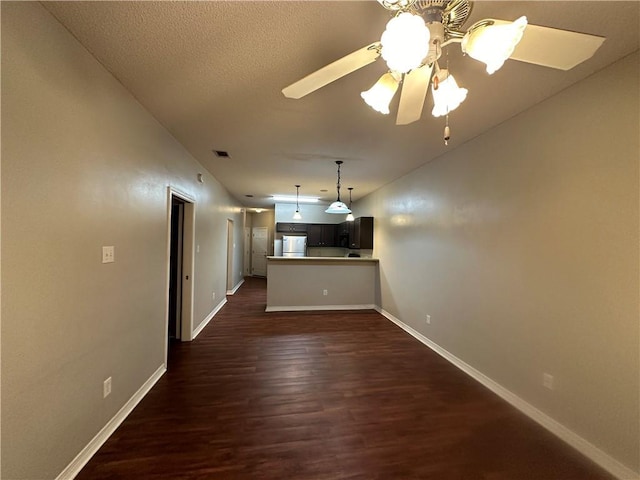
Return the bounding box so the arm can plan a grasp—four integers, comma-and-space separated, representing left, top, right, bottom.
165, 187, 196, 366
226, 218, 234, 293
243, 226, 251, 277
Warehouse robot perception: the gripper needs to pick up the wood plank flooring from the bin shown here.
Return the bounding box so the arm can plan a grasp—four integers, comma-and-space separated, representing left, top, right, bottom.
77, 277, 614, 479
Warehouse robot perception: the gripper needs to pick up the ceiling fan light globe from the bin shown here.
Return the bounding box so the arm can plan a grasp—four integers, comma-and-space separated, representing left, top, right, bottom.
462, 16, 528, 74
325, 201, 352, 214
361, 72, 400, 114
431, 69, 468, 117
381, 12, 430, 73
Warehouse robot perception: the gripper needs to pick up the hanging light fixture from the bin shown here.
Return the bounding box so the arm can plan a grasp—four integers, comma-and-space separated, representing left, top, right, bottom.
461, 16, 528, 75
380, 12, 431, 74
361, 71, 401, 115
325, 161, 352, 214
293, 184, 302, 220
431, 65, 468, 117
346, 187, 355, 222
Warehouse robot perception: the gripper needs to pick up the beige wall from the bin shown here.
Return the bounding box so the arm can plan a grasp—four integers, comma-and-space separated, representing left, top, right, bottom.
248, 209, 275, 229
1, 3, 244, 478
275, 203, 346, 225
357, 51, 639, 474
266, 260, 378, 310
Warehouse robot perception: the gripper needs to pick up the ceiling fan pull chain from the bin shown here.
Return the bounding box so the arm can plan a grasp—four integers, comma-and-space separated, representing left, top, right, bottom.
444, 114, 450, 145
443, 46, 451, 146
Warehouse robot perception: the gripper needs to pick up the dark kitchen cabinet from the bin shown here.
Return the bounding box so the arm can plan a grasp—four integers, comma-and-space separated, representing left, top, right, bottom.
349, 217, 374, 249
337, 222, 350, 248
276, 222, 308, 233
276, 218, 373, 249
307, 224, 337, 247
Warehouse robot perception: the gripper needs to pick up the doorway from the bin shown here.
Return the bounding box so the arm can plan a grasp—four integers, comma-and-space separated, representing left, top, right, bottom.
168, 196, 184, 342
165, 188, 195, 366
251, 227, 268, 277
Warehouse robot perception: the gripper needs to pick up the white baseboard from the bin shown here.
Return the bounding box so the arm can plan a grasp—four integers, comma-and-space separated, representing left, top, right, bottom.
226, 278, 245, 295
265, 304, 376, 312
192, 298, 227, 339
376, 307, 639, 480
56, 364, 166, 480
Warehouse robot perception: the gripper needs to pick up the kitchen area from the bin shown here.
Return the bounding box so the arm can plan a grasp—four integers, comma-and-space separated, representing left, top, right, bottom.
251, 202, 380, 312
275, 216, 374, 257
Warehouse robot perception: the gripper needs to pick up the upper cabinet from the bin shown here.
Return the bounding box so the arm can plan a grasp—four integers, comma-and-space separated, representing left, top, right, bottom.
348, 217, 373, 249
277, 218, 373, 249
307, 224, 337, 247
337, 217, 373, 249
276, 222, 308, 233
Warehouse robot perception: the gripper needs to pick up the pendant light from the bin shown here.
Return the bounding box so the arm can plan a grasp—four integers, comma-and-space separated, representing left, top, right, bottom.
292, 184, 302, 220
325, 161, 352, 214
346, 187, 355, 222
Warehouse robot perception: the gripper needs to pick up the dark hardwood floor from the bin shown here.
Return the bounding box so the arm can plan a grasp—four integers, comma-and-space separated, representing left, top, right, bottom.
77, 277, 614, 479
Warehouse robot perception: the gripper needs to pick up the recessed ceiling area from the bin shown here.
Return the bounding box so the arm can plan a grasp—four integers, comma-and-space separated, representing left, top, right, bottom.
43, 1, 640, 208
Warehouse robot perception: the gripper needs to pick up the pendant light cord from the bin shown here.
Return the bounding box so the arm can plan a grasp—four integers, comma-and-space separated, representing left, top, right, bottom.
336, 161, 343, 202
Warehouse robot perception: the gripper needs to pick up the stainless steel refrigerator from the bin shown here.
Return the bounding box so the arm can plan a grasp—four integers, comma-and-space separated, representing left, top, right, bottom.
282, 235, 307, 257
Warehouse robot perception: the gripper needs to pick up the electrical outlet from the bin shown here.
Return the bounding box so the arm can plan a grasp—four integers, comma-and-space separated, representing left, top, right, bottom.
102, 246, 115, 263
103, 377, 112, 398
212, 292, 216, 301
323, 289, 328, 296
426, 315, 431, 324
196, 244, 200, 253
543, 373, 554, 390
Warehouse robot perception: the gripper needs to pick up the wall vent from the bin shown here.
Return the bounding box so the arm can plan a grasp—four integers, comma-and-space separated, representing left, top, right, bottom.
213, 150, 230, 158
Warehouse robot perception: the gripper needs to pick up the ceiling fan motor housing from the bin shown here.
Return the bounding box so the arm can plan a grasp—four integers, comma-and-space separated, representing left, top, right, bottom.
424, 22, 446, 65
413, 0, 472, 33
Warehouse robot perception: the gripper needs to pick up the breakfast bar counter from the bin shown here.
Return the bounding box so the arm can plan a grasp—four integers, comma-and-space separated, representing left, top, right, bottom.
266, 256, 379, 312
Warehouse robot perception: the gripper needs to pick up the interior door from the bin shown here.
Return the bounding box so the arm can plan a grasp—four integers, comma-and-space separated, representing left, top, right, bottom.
251, 227, 268, 277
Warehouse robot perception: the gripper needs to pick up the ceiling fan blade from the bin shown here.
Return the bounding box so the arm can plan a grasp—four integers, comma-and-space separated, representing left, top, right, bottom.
396, 63, 433, 125
510, 24, 605, 70
282, 42, 381, 99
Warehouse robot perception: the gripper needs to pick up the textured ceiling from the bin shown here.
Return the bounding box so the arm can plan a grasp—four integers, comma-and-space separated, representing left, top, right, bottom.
43, 1, 639, 208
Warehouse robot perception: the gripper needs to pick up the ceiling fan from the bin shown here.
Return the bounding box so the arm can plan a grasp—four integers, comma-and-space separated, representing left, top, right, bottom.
282, 0, 605, 129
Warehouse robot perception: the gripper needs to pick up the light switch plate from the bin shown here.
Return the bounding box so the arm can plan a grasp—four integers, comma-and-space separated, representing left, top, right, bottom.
102, 246, 115, 263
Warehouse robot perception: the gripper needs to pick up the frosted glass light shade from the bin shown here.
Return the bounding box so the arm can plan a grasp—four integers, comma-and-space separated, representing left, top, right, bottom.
346, 212, 355, 222
462, 16, 528, 74
361, 72, 400, 115
293, 209, 302, 220
431, 69, 468, 117
325, 201, 352, 214
380, 12, 430, 73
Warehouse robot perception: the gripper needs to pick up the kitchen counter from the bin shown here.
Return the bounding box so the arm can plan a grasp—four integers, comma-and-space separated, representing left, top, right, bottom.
266, 256, 378, 263
266, 256, 379, 312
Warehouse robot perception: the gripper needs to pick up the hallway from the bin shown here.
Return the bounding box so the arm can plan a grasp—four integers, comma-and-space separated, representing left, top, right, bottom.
77, 277, 613, 479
